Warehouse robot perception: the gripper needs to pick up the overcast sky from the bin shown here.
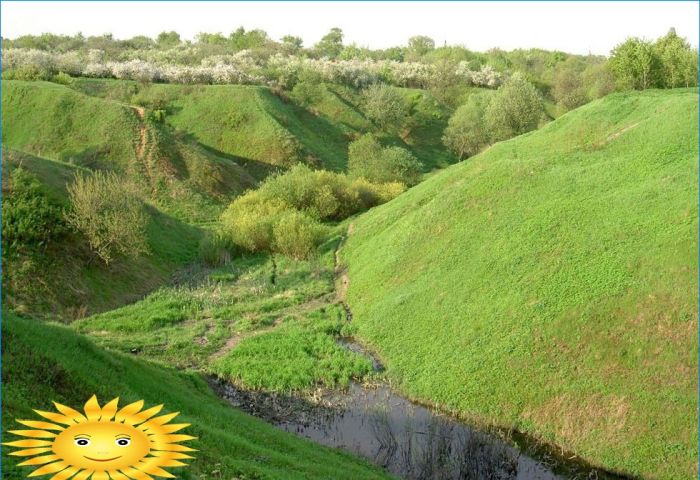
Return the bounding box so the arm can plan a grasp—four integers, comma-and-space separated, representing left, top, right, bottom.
2, 1, 698, 56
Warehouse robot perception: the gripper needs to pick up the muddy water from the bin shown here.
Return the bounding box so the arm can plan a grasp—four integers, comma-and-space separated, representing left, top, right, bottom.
211, 337, 628, 480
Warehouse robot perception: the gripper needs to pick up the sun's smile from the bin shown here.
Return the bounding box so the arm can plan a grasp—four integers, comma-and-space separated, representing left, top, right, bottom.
3, 395, 196, 479
84, 456, 122, 462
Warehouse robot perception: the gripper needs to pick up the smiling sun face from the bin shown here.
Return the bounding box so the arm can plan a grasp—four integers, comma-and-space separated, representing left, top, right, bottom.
3, 396, 195, 480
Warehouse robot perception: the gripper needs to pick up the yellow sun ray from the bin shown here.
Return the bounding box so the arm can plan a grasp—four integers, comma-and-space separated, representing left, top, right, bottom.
17, 420, 65, 431
72, 469, 94, 480
8, 429, 57, 438
148, 442, 196, 452
53, 402, 87, 423
148, 451, 194, 460
6, 397, 194, 479
125, 405, 163, 426
99, 398, 120, 422
18, 454, 61, 466
28, 460, 70, 477
3, 439, 54, 448
50, 466, 81, 480
6, 447, 54, 456
83, 395, 102, 422
120, 468, 153, 480
114, 401, 144, 423
138, 412, 179, 431
132, 460, 174, 479
33, 410, 77, 426
107, 470, 130, 480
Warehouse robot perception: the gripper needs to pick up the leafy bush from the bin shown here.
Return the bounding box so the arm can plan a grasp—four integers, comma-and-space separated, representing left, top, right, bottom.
51, 71, 73, 85
220, 191, 289, 252
2, 168, 67, 255
485, 73, 544, 142
220, 165, 404, 258
66, 172, 150, 264
361, 84, 409, 132
442, 91, 493, 159
272, 210, 323, 260
348, 134, 423, 185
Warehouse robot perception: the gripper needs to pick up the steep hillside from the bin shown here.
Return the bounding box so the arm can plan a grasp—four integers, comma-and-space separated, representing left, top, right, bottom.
1, 313, 390, 480
2, 80, 139, 170
2, 148, 203, 320
341, 89, 699, 479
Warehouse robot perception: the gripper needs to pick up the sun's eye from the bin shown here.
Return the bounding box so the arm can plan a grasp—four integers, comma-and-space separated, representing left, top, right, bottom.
74, 438, 90, 447
116, 438, 131, 447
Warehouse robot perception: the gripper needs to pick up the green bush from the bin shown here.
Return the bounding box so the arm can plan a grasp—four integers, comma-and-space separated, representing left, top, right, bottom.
348, 134, 423, 186
66, 172, 150, 264
2, 168, 67, 256
485, 73, 544, 142
220, 165, 404, 258
442, 91, 492, 159
272, 210, 323, 260
220, 191, 289, 252
2, 64, 52, 81
51, 72, 73, 85
361, 83, 409, 132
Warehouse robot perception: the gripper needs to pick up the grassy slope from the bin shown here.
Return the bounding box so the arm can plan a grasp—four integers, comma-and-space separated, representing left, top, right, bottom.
2, 81, 139, 170
75, 232, 375, 392
2, 313, 391, 480
162, 84, 351, 171
341, 89, 699, 479
2, 148, 202, 319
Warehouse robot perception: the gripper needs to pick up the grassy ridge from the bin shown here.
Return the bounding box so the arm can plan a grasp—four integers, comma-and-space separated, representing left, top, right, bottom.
2, 81, 139, 170
341, 89, 699, 479
3, 148, 203, 319
1, 313, 391, 480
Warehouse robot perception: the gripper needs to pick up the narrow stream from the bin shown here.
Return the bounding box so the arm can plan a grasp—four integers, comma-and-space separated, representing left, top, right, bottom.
209, 337, 629, 480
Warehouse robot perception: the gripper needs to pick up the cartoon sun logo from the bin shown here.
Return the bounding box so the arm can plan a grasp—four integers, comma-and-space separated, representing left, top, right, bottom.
3, 395, 196, 479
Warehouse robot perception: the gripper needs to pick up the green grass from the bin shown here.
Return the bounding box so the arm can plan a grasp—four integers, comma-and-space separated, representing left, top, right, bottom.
1, 313, 392, 480
76, 233, 373, 391
341, 89, 699, 479
2, 80, 139, 170
2, 149, 204, 320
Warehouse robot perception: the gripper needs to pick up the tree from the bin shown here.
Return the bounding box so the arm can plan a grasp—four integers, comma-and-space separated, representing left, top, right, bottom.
156, 31, 181, 48
348, 134, 423, 186
442, 91, 492, 159
315, 27, 344, 59
609, 37, 661, 90
281, 35, 303, 54
362, 84, 410, 133
67, 172, 149, 264
485, 73, 544, 142
552, 59, 587, 111
407, 36, 435, 60
655, 28, 693, 88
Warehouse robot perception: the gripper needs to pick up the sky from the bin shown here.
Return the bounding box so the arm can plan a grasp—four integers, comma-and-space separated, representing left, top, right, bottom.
1, 1, 698, 56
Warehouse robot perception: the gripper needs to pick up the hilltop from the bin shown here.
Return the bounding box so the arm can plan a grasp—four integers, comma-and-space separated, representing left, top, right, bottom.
340, 88, 699, 479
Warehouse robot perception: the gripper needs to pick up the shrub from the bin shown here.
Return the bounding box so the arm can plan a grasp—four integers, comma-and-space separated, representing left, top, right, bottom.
66, 172, 149, 264
348, 134, 423, 186
51, 71, 73, 85
220, 192, 289, 252
361, 84, 410, 132
198, 230, 235, 266
272, 210, 323, 260
2, 168, 67, 256
442, 91, 493, 159
485, 73, 544, 142
220, 166, 404, 258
